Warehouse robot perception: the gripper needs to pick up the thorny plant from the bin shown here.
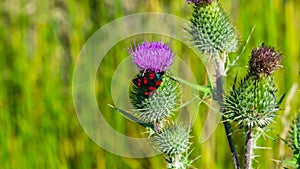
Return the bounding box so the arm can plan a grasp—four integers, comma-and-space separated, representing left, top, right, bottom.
109, 0, 299, 168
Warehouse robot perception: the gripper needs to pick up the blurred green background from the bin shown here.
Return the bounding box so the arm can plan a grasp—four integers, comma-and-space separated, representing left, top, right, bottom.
0, 0, 299, 168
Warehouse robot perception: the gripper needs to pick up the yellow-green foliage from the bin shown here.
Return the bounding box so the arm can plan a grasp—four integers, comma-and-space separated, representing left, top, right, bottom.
0, 0, 299, 169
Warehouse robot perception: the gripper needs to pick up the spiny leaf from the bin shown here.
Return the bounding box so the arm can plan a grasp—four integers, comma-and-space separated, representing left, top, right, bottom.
108, 104, 152, 129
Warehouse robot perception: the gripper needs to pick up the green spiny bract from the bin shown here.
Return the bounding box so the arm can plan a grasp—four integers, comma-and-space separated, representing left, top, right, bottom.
166, 155, 194, 169
224, 76, 280, 129
288, 113, 300, 152
285, 113, 300, 168
129, 74, 180, 124
154, 123, 191, 160
188, 0, 238, 58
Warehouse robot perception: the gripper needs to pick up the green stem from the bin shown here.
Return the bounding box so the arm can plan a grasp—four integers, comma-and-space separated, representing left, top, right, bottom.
215, 64, 241, 169
175, 76, 211, 94
245, 128, 253, 169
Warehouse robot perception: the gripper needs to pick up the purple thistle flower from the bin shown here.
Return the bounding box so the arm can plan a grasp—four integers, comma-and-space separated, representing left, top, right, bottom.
186, 0, 213, 4
129, 41, 175, 72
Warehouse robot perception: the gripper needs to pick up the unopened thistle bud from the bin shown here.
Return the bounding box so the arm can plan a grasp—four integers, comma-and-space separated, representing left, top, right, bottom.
224, 77, 280, 129
128, 41, 181, 124
249, 43, 282, 79
154, 123, 191, 158
130, 75, 180, 124
187, 0, 238, 58
224, 44, 283, 129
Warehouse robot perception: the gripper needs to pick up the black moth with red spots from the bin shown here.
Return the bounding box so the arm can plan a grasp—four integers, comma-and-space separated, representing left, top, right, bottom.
133, 70, 164, 97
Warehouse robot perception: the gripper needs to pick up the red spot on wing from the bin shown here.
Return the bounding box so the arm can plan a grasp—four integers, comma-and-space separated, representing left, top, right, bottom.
148, 86, 156, 91
143, 76, 148, 84
149, 73, 155, 80
133, 70, 165, 97
133, 78, 141, 87
155, 80, 162, 86
137, 78, 141, 86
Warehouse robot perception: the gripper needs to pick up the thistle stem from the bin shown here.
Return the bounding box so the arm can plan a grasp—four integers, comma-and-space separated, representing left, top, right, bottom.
215, 65, 241, 169
245, 129, 253, 169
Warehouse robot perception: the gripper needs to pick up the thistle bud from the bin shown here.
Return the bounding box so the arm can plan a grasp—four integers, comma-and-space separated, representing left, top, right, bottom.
187, 0, 238, 58
224, 77, 280, 129
224, 43, 283, 129
129, 74, 180, 124
154, 123, 191, 157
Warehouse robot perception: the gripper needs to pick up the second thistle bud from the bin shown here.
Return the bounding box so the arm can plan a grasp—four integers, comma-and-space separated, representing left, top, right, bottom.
154, 123, 193, 169
224, 76, 280, 129
224, 44, 283, 129
154, 123, 191, 157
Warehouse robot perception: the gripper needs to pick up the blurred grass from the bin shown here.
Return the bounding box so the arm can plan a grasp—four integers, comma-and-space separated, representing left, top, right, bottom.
0, 0, 299, 169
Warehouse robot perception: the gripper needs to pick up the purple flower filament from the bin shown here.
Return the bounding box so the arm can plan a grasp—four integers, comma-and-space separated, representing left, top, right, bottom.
129, 41, 175, 73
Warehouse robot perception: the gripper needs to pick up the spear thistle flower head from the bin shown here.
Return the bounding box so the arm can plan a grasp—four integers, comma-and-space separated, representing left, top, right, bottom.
129, 41, 175, 73
249, 43, 282, 78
